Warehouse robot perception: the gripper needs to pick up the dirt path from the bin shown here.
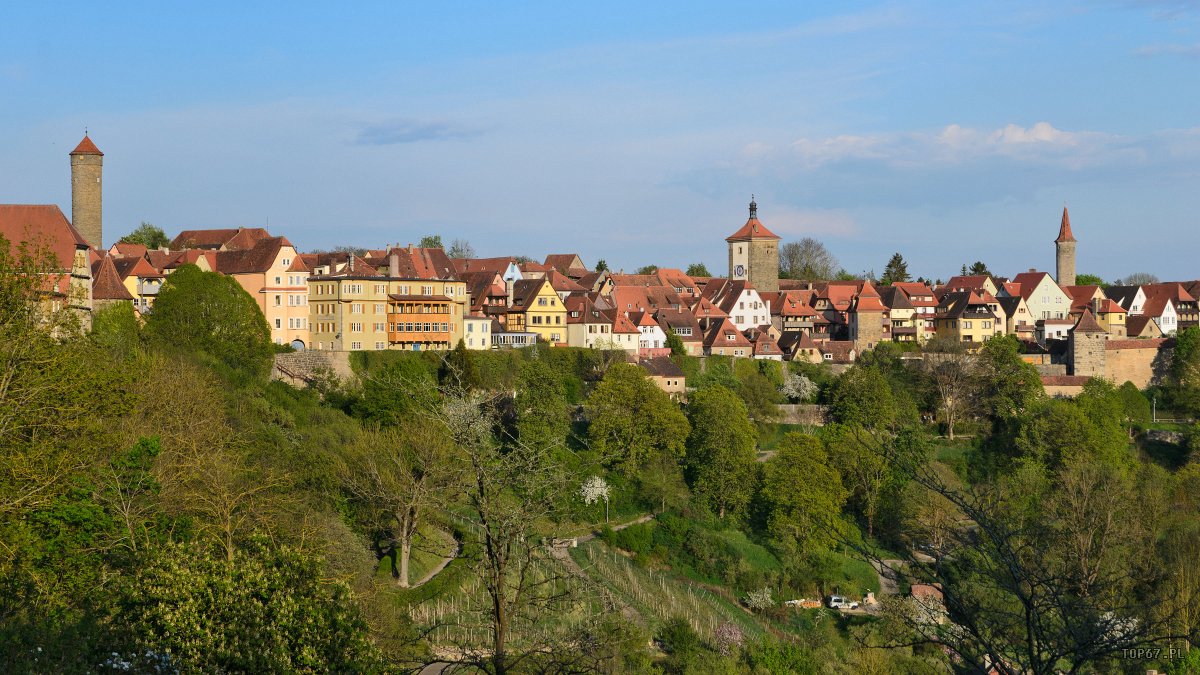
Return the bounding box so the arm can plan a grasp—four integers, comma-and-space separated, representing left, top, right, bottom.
576, 513, 655, 543
410, 538, 460, 588
873, 559, 904, 596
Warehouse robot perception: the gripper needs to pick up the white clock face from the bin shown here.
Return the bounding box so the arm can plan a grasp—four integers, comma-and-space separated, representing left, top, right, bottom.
734, 264, 746, 276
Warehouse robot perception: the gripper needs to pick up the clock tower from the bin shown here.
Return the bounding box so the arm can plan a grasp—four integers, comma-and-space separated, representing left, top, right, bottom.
726, 197, 781, 292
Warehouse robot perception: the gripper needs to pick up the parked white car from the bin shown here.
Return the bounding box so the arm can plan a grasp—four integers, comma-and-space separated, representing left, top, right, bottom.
827, 595, 859, 610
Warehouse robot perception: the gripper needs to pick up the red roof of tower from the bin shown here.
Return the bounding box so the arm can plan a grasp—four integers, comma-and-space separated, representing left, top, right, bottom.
726, 198, 781, 242
1055, 206, 1076, 243
70, 135, 104, 156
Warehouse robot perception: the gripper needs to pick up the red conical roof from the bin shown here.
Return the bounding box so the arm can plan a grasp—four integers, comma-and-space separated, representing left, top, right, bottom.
726, 198, 780, 241
70, 134, 104, 156
1055, 206, 1075, 243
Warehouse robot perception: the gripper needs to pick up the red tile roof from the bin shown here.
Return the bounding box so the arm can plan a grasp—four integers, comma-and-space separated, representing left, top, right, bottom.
1071, 309, 1105, 334
91, 255, 134, 300
1055, 206, 1076, 243
0, 205, 91, 280
170, 227, 270, 250
725, 216, 781, 241
110, 242, 148, 258
1105, 337, 1171, 350
70, 135, 104, 156
215, 237, 288, 275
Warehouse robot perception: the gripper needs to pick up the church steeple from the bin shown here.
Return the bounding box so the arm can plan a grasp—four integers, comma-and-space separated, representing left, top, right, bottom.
749, 195, 757, 220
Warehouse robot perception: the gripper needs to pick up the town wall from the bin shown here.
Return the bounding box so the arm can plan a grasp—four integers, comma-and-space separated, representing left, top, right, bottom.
272, 350, 354, 386
1103, 340, 1173, 389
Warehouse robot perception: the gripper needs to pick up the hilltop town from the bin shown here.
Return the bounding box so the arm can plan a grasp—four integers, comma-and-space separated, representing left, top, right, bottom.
3, 135, 1195, 396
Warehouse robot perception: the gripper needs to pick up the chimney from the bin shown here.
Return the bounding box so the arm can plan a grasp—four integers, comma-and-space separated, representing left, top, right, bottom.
1029, 268, 1036, 273
407, 243, 414, 254
1092, 297, 1101, 314
348, 253, 355, 273
389, 252, 400, 278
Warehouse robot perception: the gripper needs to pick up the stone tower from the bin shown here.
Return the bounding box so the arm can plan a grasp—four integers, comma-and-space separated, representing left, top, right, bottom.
726, 197, 781, 293
1069, 309, 1107, 378
70, 134, 104, 249
850, 281, 886, 352
1055, 205, 1076, 288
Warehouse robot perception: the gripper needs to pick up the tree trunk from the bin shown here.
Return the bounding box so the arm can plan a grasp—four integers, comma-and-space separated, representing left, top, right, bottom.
398, 536, 411, 588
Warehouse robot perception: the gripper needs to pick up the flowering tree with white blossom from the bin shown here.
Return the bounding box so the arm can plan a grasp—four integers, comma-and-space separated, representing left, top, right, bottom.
579, 475, 611, 523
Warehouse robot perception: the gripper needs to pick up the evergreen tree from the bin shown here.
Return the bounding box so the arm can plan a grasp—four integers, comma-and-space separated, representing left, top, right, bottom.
968, 261, 991, 276
685, 262, 711, 277
595, 259, 608, 272
880, 252, 911, 285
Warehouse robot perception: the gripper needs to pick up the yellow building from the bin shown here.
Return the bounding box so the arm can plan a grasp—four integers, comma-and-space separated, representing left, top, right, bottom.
308, 257, 467, 351
506, 277, 567, 345
934, 291, 1004, 345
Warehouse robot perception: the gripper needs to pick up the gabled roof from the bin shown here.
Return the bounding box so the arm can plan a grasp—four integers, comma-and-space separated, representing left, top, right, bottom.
1125, 316, 1163, 338
112, 255, 163, 280
654, 308, 702, 341
768, 290, 820, 317
543, 253, 586, 275
384, 246, 459, 280
110, 242, 148, 258
453, 256, 519, 276
819, 340, 857, 363
1104, 286, 1143, 311
640, 356, 685, 378
996, 295, 1026, 317
1055, 206, 1076, 243
70, 134, 103, 156
1140, 284, 1186, 318
703, 318, 752, 348
688, 295, 729, 319
777, 331, 820, 355
1011, 271, 1058, 301
1064, 285, 1104, 313
215, 236, 289, 275
170, 227, 270, 250
509, 277, 551, 312
545, 269, 586, 293
91, 256, 134, 300
0, 205, 91, 274
878, 286, 914, 311
726, 199, 781, 241
701, 278, 760, 314
750, 331, 783, 356
286, 255, 310, 273
612, 312, 640, 334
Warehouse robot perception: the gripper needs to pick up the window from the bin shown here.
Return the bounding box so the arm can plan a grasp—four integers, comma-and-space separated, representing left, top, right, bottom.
983, 321, 992, 329
374, 304, 385, 314
555, 316, 561, 324
275, 276, 281, 285
375, 341, 386, 350
351, 303, 363, 314
351, 341, 362, 350
422, 285, 433, 296
468, 323, 474, 332
964, 321, 973, 329
374, 284, 386, 294
282, 258, 291, 267
274, 295, 281, 306
275, 318, 281, 328
373, 322, 385, 332
538, 297, 548, 306
351, 322, 363, 332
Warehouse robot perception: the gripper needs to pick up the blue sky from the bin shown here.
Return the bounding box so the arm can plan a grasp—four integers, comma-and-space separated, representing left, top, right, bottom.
2, 1, 1198, 281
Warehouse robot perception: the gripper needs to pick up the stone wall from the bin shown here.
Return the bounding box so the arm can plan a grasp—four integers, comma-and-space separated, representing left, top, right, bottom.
272, 350, 354, 386
777, 404, 829, 426
1035, 363, 1068, 376
1103, 339, 1173, 389
71, 153, 103, 249
749, 239, 779, 293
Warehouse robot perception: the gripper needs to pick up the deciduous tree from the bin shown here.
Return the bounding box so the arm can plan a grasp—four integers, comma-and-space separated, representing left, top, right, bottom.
117, 222, 169, 249
780, 237, 839, 280
587, 363, 689, 475
684, 386, 757, 519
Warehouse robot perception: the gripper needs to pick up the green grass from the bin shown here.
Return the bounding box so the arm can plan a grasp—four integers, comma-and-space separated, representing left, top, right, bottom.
828, 551, 880, 597
711, 529, 781, 572
756, 423, 808, 452
570, 539, 768, 642
373, 525, 455, 586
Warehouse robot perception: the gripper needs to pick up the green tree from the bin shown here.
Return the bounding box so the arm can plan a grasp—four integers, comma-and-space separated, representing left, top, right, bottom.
967, 261, 991, 276
144, 264, 273, 377
828, 366, 896, 430
824, 424, 895, 537
595, 259, 608, 272
511, 358, 571, 451
1075, 273, 1105, 286
879, 252, 911, 285
117, 222, 169, 249
684, 386, 757, 519
89, 301, 140, 358
685, 262, 711, 277
635, 264, 659, 274
342, 423, 459, 587
440, 338, 482, 389
665, 329, 687, 356
760, 433, 847, 553
354, 356, 438, 426
111, 542, 381, 672
1116, 382, 1151, 437
418, 234, 443, 249
587, 363, 689, 475
1172, 326, 1200, 416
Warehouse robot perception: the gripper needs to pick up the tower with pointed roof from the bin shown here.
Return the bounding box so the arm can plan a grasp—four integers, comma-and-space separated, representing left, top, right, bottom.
1069, 308, 1106, 377
1055, 206, 1076, 288
726, 197, 781, 293
70, 134, 104, 249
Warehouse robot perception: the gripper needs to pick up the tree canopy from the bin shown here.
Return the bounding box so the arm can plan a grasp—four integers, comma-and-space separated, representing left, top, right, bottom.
780, 237, 839, 280
685, 262, 711, 277
880, 252, 911, 285
587, 363, 689, 475
143, 264, 273, 377
117, 222, 170, 249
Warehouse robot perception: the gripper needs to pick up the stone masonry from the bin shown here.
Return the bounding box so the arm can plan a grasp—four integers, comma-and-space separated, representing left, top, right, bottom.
70, 136, 103, 249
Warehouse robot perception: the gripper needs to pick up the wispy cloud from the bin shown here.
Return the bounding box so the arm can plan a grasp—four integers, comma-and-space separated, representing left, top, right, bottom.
353, 120, 481, 145
1135, 42, 1200, 56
